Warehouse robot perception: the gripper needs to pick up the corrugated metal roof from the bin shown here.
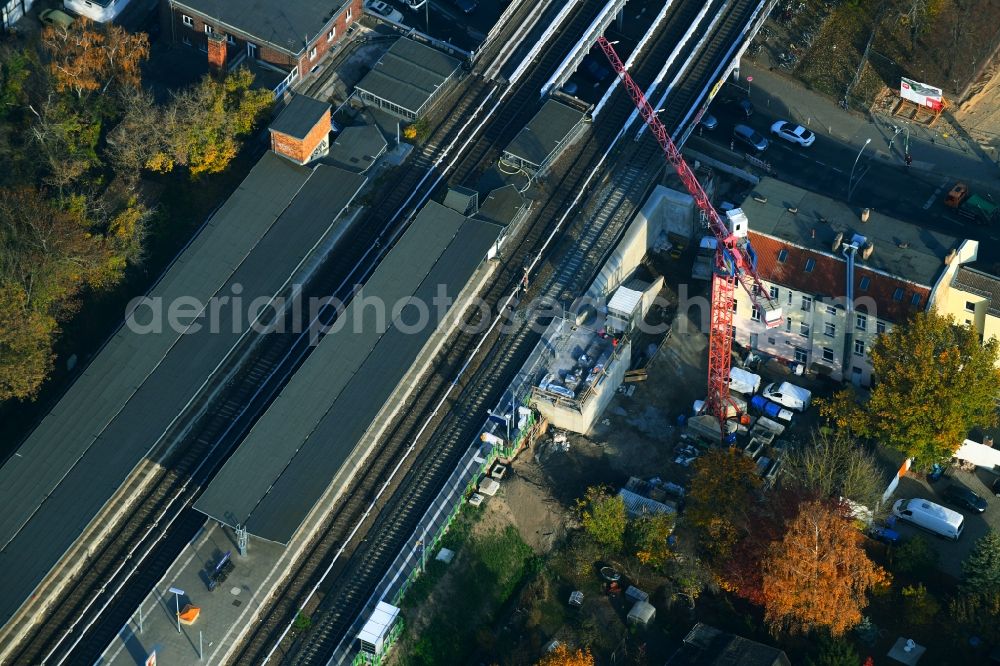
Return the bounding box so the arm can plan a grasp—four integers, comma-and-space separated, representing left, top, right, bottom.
354, 38, 462, 115
195, 201, 502, 543
608, 286, 643, 316
269, 94, 330, 140
0, 157, 366, 626
504, 99, 585, 167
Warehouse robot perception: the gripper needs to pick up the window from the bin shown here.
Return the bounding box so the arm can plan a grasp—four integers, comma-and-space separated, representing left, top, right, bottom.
247, 42, 258, 58
732, 301, 738, 313
800, 322, 811, 337
182, 35, 192, 45
347, 6, 353, 19
309, 46, 318, 60
226, 34, 235, 45
794, 347, 808, 364
751, 305, 761, 322
859, 276, 870, 291
785, 317, 792, 332
856, 313, 867, 331
911, 293, 922, 307
804, 258, 816, 273
824, 322, 836, 337
854, 339, 865, 356
966, 301, 976, 312
769, 286, 779, 300
826, 305, 837, 316
801, 295, 812, 311
777, 248, 788, 263
787, 290, 792, 306
966, 318, 973, 327
731, 325, 737, 339
182, 14, 193, 26
327, 27, 336, 42
876, 321, 886, 335
767, 337, 776, 345
822, 347, 835, 362
204, 24, 213, 34
893, 287, 904, 301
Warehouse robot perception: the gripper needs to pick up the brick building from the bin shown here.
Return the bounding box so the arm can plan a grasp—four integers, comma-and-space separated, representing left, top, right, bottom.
269, 94, 332, 165
167, 0, 362, 92
732, 179, 977, 387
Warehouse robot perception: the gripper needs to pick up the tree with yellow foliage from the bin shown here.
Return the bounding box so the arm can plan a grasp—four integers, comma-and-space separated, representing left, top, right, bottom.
41, 18, 148, 100
763, 499, 888, 636
535, 644, 594, 666
687, 448, 761, 562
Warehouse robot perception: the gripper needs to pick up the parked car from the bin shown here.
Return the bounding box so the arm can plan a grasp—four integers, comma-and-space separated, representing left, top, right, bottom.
450, 0, 478, 13
366, 0, 404, 22
992, 476, 1000, 497
732, 124, 768, 153
941, 485, 988, 513
40, 8, 75, 28
580, 54, 613, 83
760, 381, 810, 412
770, 120, 816, 146
729, 98, 753, 117
699, 113, 719, 131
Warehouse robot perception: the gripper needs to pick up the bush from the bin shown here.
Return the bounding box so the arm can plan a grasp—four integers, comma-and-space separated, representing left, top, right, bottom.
901, 584, 940, 626
806, 632, 860, 666
893, 535, 938, 576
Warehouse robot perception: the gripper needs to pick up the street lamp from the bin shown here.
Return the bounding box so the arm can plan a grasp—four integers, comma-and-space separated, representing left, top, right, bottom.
848, 138, 872, 202
168, 586, 185, 634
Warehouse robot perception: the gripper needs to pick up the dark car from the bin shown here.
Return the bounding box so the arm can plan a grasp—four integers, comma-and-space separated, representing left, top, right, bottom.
991, 476, 1000, 497
733, 124, 768, 153
581, 54, 613, 83
941, 485, 988, 513
729, 98, 753, 117
699, 113, 719, 131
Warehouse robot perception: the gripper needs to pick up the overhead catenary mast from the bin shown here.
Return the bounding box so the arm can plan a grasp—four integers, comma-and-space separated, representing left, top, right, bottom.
596, 36, 782, 435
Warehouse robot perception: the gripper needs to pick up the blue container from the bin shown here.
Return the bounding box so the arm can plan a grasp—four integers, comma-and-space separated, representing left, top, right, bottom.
750, 395, 782, 419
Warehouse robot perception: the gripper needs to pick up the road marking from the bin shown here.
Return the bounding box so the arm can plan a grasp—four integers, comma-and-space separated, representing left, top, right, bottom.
923, 180, 948, 210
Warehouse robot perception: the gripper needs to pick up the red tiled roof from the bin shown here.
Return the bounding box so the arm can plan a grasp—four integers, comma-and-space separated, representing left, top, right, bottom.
750, 232, 930, 323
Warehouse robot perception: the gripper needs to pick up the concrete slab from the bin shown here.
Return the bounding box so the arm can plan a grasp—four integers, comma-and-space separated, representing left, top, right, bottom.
100, 524, 289, 665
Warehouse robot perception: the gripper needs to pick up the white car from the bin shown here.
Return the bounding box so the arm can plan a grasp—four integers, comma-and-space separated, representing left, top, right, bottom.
366, 0, 404, 22
770, 120, 816, 147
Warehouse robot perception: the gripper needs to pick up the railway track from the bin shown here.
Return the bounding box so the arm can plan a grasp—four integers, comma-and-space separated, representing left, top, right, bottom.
238, 0, 769, 662
8, 17, 543, 666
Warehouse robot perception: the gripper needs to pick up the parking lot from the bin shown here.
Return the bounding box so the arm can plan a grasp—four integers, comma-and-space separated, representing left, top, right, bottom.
891, 467, 1000, 578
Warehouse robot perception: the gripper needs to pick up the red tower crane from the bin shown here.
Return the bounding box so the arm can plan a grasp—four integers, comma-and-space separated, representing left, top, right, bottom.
597, 36, 782, 435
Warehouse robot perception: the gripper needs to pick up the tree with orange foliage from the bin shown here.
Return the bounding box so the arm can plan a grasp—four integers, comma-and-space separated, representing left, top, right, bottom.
763, 499, 888, 636
535, 644, 594, 666
41, 18, 149, 99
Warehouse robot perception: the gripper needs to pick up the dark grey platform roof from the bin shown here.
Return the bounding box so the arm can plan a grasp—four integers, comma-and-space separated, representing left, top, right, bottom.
270, 94, 331, 140
328, 125, 388, 173
504, 99, 585, 167
195, 201, 501, 544
0, 156, 366, 625
172, 0, 351, 55
355, 38, 462, 115
475, 185, 527, 227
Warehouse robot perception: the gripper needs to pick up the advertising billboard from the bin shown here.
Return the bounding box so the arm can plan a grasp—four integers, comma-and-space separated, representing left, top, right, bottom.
900, 77, 944, 111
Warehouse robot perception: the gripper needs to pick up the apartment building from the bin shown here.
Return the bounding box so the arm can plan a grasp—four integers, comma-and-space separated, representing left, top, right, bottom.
732, 179, 977, 387
933, 264, 1000, 360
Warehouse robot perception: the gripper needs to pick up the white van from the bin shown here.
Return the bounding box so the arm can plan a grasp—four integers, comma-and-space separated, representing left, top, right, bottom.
892, 498, 965, 541
761, 381, 811, 412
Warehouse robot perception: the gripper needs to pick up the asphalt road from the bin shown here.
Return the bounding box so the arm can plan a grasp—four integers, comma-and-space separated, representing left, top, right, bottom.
690, 99, 1000, 265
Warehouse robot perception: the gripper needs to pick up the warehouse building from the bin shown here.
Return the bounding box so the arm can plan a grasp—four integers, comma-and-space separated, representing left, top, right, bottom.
354, 37, 463, 120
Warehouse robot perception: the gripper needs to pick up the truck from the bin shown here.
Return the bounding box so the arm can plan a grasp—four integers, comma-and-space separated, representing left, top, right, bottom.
691, 236, 717, 281
944, 182, 998, 225
729, 367, 761, 395
892, 498, 964, 541
761, 381, 811, 412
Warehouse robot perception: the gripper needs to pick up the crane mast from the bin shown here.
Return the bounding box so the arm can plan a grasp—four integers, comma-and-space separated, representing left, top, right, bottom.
596, 36, 781, 435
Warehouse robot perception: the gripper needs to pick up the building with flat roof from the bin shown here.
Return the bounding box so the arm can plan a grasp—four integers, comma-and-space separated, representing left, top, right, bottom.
328, 125, 389, 173
355, 37, 463, 120
166, 0, 362, 88
269, 94, 332, 164
0, 154, 367, 643
733, 178, 977, 385
502, 99, 587, 175
194, 200, 502, 544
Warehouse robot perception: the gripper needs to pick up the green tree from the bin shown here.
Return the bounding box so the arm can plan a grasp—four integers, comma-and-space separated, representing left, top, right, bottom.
627, 512, 675, 569
0, 283, 55, 401
576, 486, 627, 553
152, 68, 272, 177
901, 583, 939, 626
687, 448, 762, 562
806, 632, 861, 666
949, 590, 1000, 644
785, 429, 884, 511
860, 311, 1000, 465
961, 529, 1000, 598
892, 534, 938, 576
